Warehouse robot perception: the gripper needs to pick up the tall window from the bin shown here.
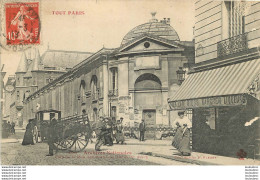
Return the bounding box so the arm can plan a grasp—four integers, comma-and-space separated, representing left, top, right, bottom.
93, 108, 98, 121
109, 67, 118, 96
91, 75, 98, 100
112, 69, 116, 90
226, 1, 245, 37
79, 80, 86, 102
110, 68, 117, 90
23, 90, 30, 102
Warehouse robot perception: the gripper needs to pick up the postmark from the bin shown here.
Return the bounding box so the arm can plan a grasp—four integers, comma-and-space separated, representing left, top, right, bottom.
1, 1, 41, 52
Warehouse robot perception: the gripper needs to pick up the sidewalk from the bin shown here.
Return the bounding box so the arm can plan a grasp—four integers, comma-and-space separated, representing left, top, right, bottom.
1, 128, 25, 144
124, 138, 260, 165
1, 138, 20, 143
2, 133, 260, 165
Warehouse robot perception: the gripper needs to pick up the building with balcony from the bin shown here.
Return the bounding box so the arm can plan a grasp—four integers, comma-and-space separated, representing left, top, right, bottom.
23, 14, 194, 138
169, 1, 260, 159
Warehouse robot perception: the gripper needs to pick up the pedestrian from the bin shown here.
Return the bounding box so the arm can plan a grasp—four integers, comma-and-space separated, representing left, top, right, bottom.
172, 111, 192, 156
46, 117, 57, 156
95, 117, 113, 151
115, 117, 126, 144
104, 118, 113, 146
11, 122, 15, 134
139, 119, 146, 141
82, 109, 93, 143
22, 119, 35, 145
2, 121, 9, 138
7, 121, 11, 134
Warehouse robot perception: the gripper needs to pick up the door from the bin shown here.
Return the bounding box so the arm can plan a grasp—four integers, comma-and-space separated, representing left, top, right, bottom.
143, 110, 156, 139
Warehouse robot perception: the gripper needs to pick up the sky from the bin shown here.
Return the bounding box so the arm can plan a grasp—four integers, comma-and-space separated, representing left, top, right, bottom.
1, 0, 195, 82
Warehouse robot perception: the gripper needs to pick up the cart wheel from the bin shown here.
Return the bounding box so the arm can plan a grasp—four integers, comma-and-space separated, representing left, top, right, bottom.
69, 132, 89, 152
54, 139, 74, 150
33, 126, 38, 144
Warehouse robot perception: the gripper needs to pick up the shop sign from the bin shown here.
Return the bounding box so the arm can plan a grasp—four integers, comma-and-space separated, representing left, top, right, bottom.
170, 94, 247, 109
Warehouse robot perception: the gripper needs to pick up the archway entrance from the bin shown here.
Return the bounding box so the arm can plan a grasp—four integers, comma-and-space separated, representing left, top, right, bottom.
134, 73, 162, 133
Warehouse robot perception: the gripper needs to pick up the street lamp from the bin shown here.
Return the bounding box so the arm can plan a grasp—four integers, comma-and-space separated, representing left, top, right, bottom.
176, 67, 186, 85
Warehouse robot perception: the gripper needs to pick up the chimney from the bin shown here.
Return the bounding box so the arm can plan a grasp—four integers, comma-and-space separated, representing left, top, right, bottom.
150, 12, 158, 22
161, 18, 167, 24
167, 18, 170, 25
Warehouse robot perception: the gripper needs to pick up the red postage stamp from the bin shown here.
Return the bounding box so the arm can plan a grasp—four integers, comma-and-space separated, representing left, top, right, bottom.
5, 2, 40, 45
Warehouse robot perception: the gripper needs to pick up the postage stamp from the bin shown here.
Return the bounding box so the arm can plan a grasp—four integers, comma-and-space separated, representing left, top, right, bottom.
5, 2, 40, 45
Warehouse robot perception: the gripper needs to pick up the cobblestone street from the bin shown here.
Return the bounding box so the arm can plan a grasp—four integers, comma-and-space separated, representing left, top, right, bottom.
1, 128, 190, 165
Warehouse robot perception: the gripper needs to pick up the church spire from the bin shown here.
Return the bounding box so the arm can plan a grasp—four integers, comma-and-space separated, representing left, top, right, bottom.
16, 52, 27, 73
32, 48, 41, 71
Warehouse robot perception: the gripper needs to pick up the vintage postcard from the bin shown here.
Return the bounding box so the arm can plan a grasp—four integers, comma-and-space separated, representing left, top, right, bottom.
0, 0, 260, 176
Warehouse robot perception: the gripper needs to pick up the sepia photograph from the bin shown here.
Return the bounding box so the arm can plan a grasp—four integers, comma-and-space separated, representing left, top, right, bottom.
0, 0, 259, 178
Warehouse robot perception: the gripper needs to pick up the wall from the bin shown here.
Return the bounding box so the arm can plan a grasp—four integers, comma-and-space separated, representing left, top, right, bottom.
195, 1, 260, 64
23, 57, 105, 122
195, 1, 222, 63
246, 2, 260, 49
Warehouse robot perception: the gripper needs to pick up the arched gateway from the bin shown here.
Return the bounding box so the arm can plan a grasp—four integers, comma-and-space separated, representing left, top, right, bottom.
134, 73, 162, 136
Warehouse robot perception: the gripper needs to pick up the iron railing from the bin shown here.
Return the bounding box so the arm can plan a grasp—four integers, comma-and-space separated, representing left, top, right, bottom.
217, 33, 248, 58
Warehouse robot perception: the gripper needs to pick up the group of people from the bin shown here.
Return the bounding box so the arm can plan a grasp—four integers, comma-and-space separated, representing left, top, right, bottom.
95, 116, 126, 151
21, 117, 57, 156
21, 110, 192, 157
2, 121, 15, 138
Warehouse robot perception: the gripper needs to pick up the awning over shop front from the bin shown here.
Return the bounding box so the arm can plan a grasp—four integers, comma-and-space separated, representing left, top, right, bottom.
169, 59, 260, 110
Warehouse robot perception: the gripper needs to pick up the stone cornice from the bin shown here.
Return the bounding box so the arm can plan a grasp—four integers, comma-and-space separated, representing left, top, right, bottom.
114, 48, 184, 58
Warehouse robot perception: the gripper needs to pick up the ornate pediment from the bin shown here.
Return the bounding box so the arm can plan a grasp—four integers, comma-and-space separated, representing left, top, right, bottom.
118, 34, 184, 54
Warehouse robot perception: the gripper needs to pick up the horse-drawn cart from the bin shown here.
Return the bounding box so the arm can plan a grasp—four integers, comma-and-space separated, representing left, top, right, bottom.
34, 110, 92, 152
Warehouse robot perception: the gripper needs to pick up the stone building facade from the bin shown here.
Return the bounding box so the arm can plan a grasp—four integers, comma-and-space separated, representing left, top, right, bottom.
23, 15, 194, 132
169, 1, 260, 158
5, 48, 92, 126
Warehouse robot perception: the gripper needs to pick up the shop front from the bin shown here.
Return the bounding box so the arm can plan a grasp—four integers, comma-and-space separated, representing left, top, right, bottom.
168, 59, 260, 159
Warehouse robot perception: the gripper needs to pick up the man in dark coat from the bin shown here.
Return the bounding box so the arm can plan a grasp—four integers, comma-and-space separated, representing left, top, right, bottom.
7, 121, 11, 133
46, 118, 57, 156
2, 121, 9, 138
11, 122, 15, 134
82, 109, 93, 143
139, 119, 146, 141
104, 118, 113, 146
115, 118, 126, 144
22, 119, 34, 145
